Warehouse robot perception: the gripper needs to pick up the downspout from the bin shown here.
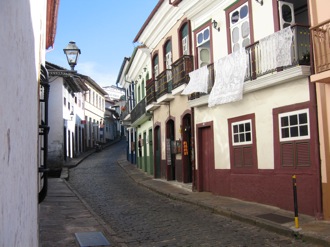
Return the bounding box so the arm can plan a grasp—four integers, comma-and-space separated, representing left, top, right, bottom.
191, 107, 196, 191
39, 65, 50, 203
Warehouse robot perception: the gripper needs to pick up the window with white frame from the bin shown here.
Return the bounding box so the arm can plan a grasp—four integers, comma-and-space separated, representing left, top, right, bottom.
229, 2, 250, 52
276, 108, 311, 168
279, 109, 309, 142
181, 23, 189, 55
232, 119, 252, 146
196, 26, 211, 68
228, 115, 257, 170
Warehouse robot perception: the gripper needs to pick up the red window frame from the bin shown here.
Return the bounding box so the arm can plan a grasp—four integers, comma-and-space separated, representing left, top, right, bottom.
225, 0, 254, 54
273, 102, 316, 173
228, 113, 258, 173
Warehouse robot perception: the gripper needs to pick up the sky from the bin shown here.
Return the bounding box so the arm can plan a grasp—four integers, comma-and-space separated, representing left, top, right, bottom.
46, 0, 159, 87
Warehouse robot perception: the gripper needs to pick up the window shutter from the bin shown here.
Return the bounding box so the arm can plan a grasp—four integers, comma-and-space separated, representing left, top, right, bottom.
281, 142, 294, 167
243, 146, 253, 167
233, 147, 243, 167
296, 141, 310, 167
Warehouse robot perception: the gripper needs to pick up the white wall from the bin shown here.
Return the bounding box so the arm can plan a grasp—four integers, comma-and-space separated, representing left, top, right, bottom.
0, 0, 46, 246
194, 78, 310, 170
48, 77, 65, 168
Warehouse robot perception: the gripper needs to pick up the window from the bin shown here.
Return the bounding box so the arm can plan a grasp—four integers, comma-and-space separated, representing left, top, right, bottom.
277, 109, 310, 167
64, 97, 66, 106
232, 119, 252, 145
164, 40, 172, 81
153, 54, 159, 79
228, 114, 257, 171
279, 109, 309, 141
228, 1, 251, 52
195, 25, 211, 68
180, 23, 189, 55
142, 80, 145, 98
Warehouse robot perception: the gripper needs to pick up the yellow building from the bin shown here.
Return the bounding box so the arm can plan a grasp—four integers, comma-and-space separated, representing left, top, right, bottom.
309, 0, 330, 220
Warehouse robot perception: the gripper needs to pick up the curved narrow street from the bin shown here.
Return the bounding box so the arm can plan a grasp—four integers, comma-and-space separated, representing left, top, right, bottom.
67, 139, 316, 247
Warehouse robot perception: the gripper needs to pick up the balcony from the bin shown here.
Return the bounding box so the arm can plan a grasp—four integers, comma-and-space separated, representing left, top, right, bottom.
310, 19, 330, 83
188, 63, 214, 100
189, 25, 311, 107
172, 55, 194, 95
131, 97, 151, 127
120, 101, 131, 125
156, 69, 174, 102
145, 78, 159, 111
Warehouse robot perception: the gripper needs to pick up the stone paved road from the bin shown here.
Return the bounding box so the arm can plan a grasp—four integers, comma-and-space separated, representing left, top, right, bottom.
68, 140, 319, 247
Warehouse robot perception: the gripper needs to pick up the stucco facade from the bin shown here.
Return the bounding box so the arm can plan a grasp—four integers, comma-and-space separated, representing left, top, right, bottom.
309, 0, 330, 219
132, 0, 321, 217
0, 0, 58, 245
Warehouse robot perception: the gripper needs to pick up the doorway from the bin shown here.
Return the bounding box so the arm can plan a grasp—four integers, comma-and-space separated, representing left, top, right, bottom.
197, 122, 214, 192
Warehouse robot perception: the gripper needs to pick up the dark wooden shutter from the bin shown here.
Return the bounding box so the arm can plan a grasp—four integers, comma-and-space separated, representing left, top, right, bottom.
234, 147, 243, 167
243, 146, 253, 167
234, 146, 253, 167
296, 141, 310, 167
281, 142, 294, 167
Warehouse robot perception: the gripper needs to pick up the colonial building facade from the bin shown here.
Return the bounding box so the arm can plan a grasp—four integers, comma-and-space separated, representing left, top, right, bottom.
309, 0, 330, 220
128, 0, 322, 218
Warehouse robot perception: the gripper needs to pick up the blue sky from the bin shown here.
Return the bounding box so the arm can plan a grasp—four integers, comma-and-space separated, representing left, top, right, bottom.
46, 0, 158, 87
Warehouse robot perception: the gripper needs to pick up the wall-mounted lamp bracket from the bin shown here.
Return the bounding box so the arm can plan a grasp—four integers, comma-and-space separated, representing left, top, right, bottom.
255, 0, 263, 6
212, 20, 220, 32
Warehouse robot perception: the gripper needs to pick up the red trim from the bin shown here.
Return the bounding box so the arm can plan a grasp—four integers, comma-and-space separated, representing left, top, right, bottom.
273, 101, 319, 174
196, 121, 215, 192
193, 22, 214, 69
163, 37, 172, 70
225, 0, 254, 54
169, 0, 182, 6
228, 113, 258, 174
153, 123, 161, 178
133, 0, 164, 43
272, 0, 280, 32
177, 20, 192, 56
152, 52, 159, 80
46, 0, 60, 49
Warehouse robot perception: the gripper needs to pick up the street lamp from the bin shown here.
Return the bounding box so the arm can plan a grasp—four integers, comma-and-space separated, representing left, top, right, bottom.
63, 41, 81, 70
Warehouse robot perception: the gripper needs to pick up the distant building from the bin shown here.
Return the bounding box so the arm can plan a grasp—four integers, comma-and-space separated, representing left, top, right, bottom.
103, 85, 125, 100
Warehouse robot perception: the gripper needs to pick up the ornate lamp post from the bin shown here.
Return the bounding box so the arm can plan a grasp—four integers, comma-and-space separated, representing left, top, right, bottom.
63, 41, 81, 70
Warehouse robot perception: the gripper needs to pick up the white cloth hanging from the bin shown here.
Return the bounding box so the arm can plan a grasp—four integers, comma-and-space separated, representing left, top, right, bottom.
181, 65, 209, 95
208, 48, 247, 107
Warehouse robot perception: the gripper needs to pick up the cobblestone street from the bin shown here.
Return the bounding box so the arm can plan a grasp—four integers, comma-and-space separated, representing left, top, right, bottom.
67, 140, 319, 246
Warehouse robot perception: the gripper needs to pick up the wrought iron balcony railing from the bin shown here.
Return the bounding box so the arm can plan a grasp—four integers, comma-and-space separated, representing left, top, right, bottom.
156, 69, 172, 99
120, 101, 129, 120
311, 19, 330, 74
188, 63, 214, 100
245, 24, 310, 81
189, 24, 310, 100
172, 55, 194, 90
146, 78, 156, 106
131, 97, 146, 124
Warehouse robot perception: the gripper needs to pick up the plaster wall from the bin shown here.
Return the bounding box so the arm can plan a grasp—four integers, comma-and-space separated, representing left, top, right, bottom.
309, 0, 329, 26
48, 78, 65, 168
153, 96, 189, 160
137, 121, 153, 155
194, 78, 310, 170
0, 0, 46, 246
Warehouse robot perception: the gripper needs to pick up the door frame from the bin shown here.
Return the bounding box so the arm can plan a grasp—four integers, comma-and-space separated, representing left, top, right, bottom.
196, 121, 215, 192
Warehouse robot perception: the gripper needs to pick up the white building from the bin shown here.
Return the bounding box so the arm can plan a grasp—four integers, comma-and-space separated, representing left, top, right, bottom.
83, 76, 108, 147
46, 62, 89, 173
0, 0, 59, 246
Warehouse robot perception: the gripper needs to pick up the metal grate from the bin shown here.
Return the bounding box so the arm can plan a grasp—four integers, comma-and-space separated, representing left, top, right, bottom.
257, 213, 293, 224
75, 232, 110, 247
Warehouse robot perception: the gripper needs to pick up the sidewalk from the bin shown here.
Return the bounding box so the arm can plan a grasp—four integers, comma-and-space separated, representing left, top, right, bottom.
117, 159, 330, 247
40, 138, 125, 247
40, 142, 330, 247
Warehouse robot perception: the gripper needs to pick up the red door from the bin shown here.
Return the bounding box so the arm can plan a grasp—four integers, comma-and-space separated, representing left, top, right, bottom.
198, 125, 213, 192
